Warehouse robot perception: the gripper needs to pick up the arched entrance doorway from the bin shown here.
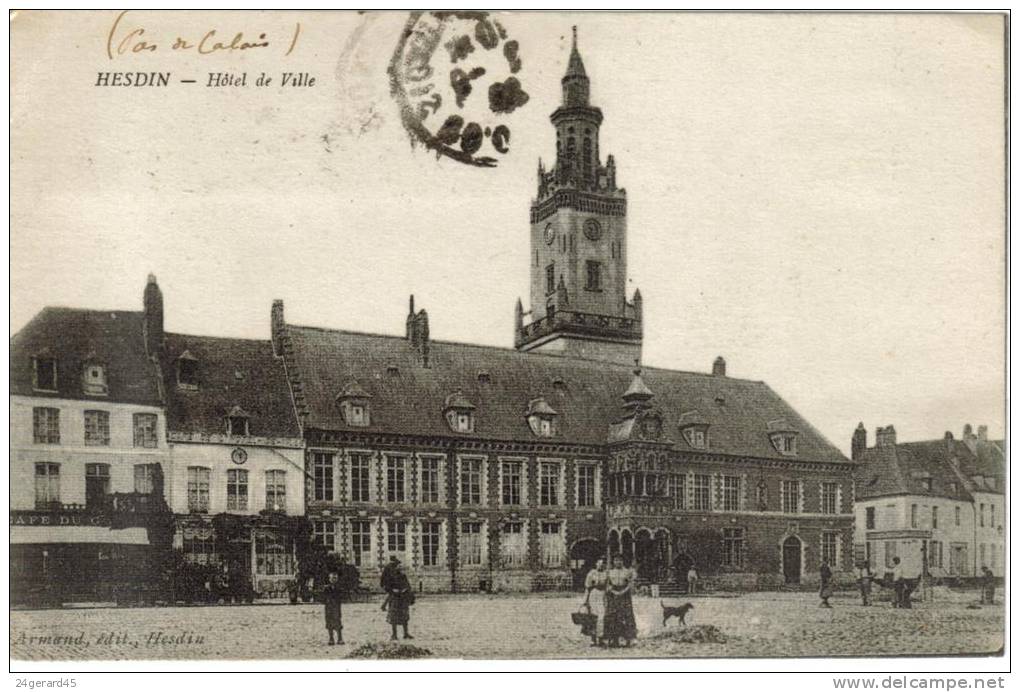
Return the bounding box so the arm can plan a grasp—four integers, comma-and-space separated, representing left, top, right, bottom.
783, 536, 803, 584
569, 538, 604, 591
607, 530, 620, 561
634, 529, 654, 580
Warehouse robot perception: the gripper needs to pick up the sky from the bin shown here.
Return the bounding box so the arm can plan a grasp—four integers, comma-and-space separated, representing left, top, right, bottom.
10, 11, 1007, 455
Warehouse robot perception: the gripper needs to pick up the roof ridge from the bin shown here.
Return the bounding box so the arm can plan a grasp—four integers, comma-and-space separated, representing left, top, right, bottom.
166, 332, 272, 345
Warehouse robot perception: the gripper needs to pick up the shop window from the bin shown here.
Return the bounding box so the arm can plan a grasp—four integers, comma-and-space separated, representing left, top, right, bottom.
182, 529, 217, 565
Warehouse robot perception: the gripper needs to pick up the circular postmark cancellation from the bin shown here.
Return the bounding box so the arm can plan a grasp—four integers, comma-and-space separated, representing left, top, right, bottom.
388, 11, 529, 168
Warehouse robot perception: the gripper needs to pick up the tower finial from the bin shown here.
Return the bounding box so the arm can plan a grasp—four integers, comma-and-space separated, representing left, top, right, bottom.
572, 25, 577, 50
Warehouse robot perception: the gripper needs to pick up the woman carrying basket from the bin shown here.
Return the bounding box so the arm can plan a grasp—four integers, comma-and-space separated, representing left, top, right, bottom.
582, 558, 608, 647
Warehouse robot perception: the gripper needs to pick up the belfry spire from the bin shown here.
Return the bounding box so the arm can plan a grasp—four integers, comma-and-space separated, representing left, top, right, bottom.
562, 26, 590, 107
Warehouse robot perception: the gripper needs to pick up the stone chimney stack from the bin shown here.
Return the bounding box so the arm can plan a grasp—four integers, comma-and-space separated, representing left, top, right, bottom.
944, 430, 954, 453
143, 274, 164, 358
851, 422, 867, 460
407, 301, 430, 368
962, 423, 977, 453
271, 299, 285, 357
406, 295, 416, 340
712, 356, 726, 377
875, 425, 897, 448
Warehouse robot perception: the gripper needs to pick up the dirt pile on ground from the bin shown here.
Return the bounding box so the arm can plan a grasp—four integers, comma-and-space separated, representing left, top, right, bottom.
649, 625, 728, 644
348, 642, 433, 659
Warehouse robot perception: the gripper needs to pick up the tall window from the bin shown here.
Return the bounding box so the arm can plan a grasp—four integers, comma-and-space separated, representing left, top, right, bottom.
226, 469, 248, 511
133, 413, 158, 448
187, 467, 210, 513
585, 260, 602, 291
721, 476, 740, 511
312, 452, 334, 502
501, 461, 522, 506
84, 410, 110, 446
865, 506, 876, 530
33, 357, 57, 391
884, 541, 897, 568
34, 463, 60, 508
386, 457, 406, 502
821, 482, 839, 514
990, 504, 996, 528
33, 407, 60, 444
501, 522, 527, 567
313, 520, 336, 551
539, 462, 561, 506
780, 480, 800, 513
85, 463, 110, 507
979, 503, 986, 527
910, 504, 918, 528
387, 520, 407, 555
539, 522, 565, 567
955, 506, 961, 526
692, 474, 712, 511
821, 532, 839, 566
134, 464, 156, 494
350, 453, 371, 502
668, 475, 686, 510
577, 464, 597, 507
350, 520, 372, 567
929, 540, 943, 569
459, 522, 483, 566
722, 528, 745, 568
420, 458, 440, 504
546, 263, 556, 294
421, 521, 442, 567
265, 470, 286, 511
460, 459, 483, 506
932, 506, 939, 530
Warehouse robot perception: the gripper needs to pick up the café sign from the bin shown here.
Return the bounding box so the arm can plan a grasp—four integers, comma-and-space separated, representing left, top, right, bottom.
10, 512, 109, 527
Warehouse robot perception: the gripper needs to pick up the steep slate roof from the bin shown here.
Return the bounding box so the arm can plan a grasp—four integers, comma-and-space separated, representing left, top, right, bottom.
284, 324, 848, 464
10, 308, 161, 406
855, 438, 1004, 501
163, 333, 300, 439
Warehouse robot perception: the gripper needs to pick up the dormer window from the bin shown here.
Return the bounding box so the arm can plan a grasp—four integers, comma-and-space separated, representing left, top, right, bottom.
177, 351, 199, 390
444, 392, 475, 433
526, 398, 558, 437
679, 410, 710, 449
226, 406, 251, 437
767, 419, 799, 456
33, 355, 57, 392
82, 360, 108, 396
336, 381, 372, 427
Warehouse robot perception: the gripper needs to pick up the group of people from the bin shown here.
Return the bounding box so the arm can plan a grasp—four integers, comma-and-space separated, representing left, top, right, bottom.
321, 556, 415, 646
581, 555, 639, 648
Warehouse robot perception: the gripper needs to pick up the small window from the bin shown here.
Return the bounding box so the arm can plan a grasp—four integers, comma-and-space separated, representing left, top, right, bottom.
33, 357, 57, 392
771, 433, 797, 456
585, 261, 602, 291
682, 427, 708, 449
228, 416, 249, 436
546, 263, 556, 294
82, 363, 108, 396
456, 412, 473, 432
177, 354, 198, 389
349, 405, 366, 426
133, 413, 158, 448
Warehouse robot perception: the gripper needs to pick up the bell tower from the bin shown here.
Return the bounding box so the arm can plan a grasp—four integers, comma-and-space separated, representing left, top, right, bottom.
515, 27, 642, 365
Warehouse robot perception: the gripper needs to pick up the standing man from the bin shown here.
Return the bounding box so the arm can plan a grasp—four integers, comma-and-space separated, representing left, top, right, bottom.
855, 560, 873, 606
890, 557, 905, 608
322, 570, 344, 646
381, 558, 415, 640
819, 558, 833, 608
686, 565, 699, 595
980, 566, 996, 605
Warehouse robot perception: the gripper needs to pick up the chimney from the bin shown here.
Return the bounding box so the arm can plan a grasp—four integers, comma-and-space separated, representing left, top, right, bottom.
515, 298, 524, 332
978, 425, 988, 441
962, 423, 977, 454
875, 425, 897, 448
270, 300, 285, 357
408, 304, 430, 368
944, 430, 954, 452
851, 422, 867, 460
143, 274, 164, 358
405, 295, 415, 340
712, 356, 726, 377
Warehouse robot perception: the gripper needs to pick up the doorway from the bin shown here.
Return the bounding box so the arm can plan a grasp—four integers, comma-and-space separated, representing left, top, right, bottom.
783, 536, 802, 584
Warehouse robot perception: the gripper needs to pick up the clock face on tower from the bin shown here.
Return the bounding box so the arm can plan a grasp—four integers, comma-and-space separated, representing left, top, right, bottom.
583, 218, 602, 242
544, 223, 557, 245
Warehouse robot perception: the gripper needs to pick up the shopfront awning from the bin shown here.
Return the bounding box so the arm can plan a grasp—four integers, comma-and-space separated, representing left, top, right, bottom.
10, 525, 150, 545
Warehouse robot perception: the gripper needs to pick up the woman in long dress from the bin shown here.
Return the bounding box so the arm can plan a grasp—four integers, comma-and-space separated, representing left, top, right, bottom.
603, 554, 638, 647
583, 558, 608, 647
